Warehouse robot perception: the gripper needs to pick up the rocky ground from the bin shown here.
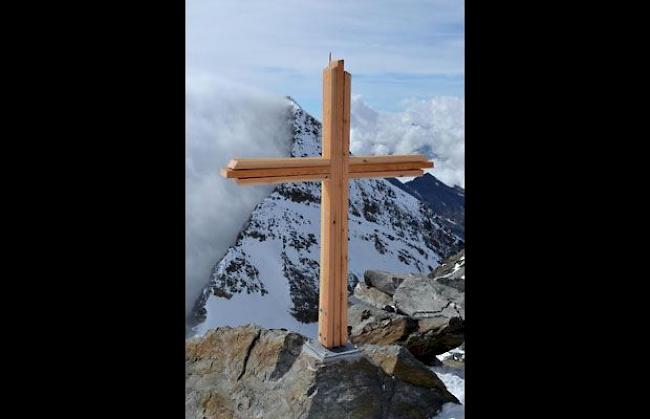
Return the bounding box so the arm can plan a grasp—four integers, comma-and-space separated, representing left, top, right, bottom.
186, 250, 465, 419
348, 249, 465, 365
186, 325, 459, 419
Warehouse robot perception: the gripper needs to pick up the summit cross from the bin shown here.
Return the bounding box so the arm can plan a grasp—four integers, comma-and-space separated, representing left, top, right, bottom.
220, 59, 433, 348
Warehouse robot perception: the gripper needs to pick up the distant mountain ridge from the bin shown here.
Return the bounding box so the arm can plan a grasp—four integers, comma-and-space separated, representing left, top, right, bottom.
387, 174, 464, 237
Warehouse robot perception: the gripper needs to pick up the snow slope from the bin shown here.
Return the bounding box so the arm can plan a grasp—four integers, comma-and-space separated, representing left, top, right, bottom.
432, 347, 465, 419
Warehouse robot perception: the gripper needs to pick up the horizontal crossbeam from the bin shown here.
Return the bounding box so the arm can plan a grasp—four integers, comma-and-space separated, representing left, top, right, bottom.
227, 156, 329, 170
221, 160, 432, 179
226, 154, 428, 170
234, 174, 330, 186
221, 154, 432, 186
349, 169, 423, 179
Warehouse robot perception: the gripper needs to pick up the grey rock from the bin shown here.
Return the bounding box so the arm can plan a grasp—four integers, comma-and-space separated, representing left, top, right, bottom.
363, 271, 414, 296
361, 344, 454, 395
404, 317, 465, 363
349, 249, 466, 364
393, 276, 464, 319
186, 325, 458, 419
348, 303, 417, 346
353, 281, 393, 310
429, 249, 465, 292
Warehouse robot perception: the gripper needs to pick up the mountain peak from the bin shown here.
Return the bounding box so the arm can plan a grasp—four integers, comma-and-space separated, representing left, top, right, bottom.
403, 173, 464, 231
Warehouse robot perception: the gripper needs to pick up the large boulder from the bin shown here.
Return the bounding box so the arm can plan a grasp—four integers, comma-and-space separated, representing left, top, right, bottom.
392, 276, 464, 319
348, 303, 417, 346
363, 270, 413, 296
352, 281, 393, 310
186, 325, 458, 419
362, 344, 451, 392
403, 317, 465, 364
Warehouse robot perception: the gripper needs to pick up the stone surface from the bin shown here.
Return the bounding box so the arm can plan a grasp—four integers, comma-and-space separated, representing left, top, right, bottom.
348, 303, 417, 346
353, 281, 393, 310
362, 344, 453, 394
428, 249, 465, 292
404, 317, 465, 363
441, 350, 465, 370
363, 270, 413, 296
348, 250, 466, 364
393, 276, 464, 319
186, 325, 458, 419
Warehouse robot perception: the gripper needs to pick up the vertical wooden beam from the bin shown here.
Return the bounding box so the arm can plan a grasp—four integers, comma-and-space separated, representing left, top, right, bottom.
339, 70, 351, 345
319, 59, 345, 348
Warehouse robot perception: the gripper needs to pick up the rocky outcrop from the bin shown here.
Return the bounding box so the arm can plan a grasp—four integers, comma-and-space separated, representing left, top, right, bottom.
428, 249, 465, 292
362, 270, 411, 296
403, 317, 464, 365
348, 250, 465, 364
352, 282, 395, 310
362, 344, 449, 390
393, 275, 464, 319
349, 303, 418, 345
186, 325, 458, 419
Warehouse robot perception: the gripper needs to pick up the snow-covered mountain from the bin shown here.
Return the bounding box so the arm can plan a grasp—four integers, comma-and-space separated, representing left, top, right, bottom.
189, 99, 464, 338
403, 173, 464, 226
388, 173, 465, 238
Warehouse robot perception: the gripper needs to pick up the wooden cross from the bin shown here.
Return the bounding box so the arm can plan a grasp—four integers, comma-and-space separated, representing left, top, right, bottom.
220, 59, 433, 348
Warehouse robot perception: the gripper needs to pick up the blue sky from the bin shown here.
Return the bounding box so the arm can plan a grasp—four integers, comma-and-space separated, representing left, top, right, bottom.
187, 0, 464, 118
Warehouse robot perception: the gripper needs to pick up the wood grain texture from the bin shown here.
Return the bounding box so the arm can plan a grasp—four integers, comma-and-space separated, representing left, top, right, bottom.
349, 155, 428, 164
222, 161, 432, 179
234, 174, 328, 185
227, 157, 329, 170
339, 70, 351, 345
222, 166, 330, 179
349, 169, 423, 179
350, 161, 432, 172
318, 62, 335, 347
319, 59, 347, 347
226, 155, 427, 171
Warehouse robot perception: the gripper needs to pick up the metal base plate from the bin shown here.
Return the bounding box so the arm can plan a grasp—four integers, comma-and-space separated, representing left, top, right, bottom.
303, 339, 362, 363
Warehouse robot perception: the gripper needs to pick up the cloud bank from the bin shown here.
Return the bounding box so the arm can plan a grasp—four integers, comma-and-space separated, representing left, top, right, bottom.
185, 76, 293, 318
350, 96, 464, 188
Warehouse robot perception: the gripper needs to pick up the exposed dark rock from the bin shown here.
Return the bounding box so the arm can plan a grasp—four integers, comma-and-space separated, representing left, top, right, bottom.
428, 249, 465, 292
404, 317, 465, 364
282, 253, 320, 323
362, 344, 453, 394
398, 173, 465, 235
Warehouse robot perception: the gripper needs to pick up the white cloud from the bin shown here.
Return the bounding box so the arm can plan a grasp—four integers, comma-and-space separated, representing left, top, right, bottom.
350, 95, 464, 188
185, 76, 293, 317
